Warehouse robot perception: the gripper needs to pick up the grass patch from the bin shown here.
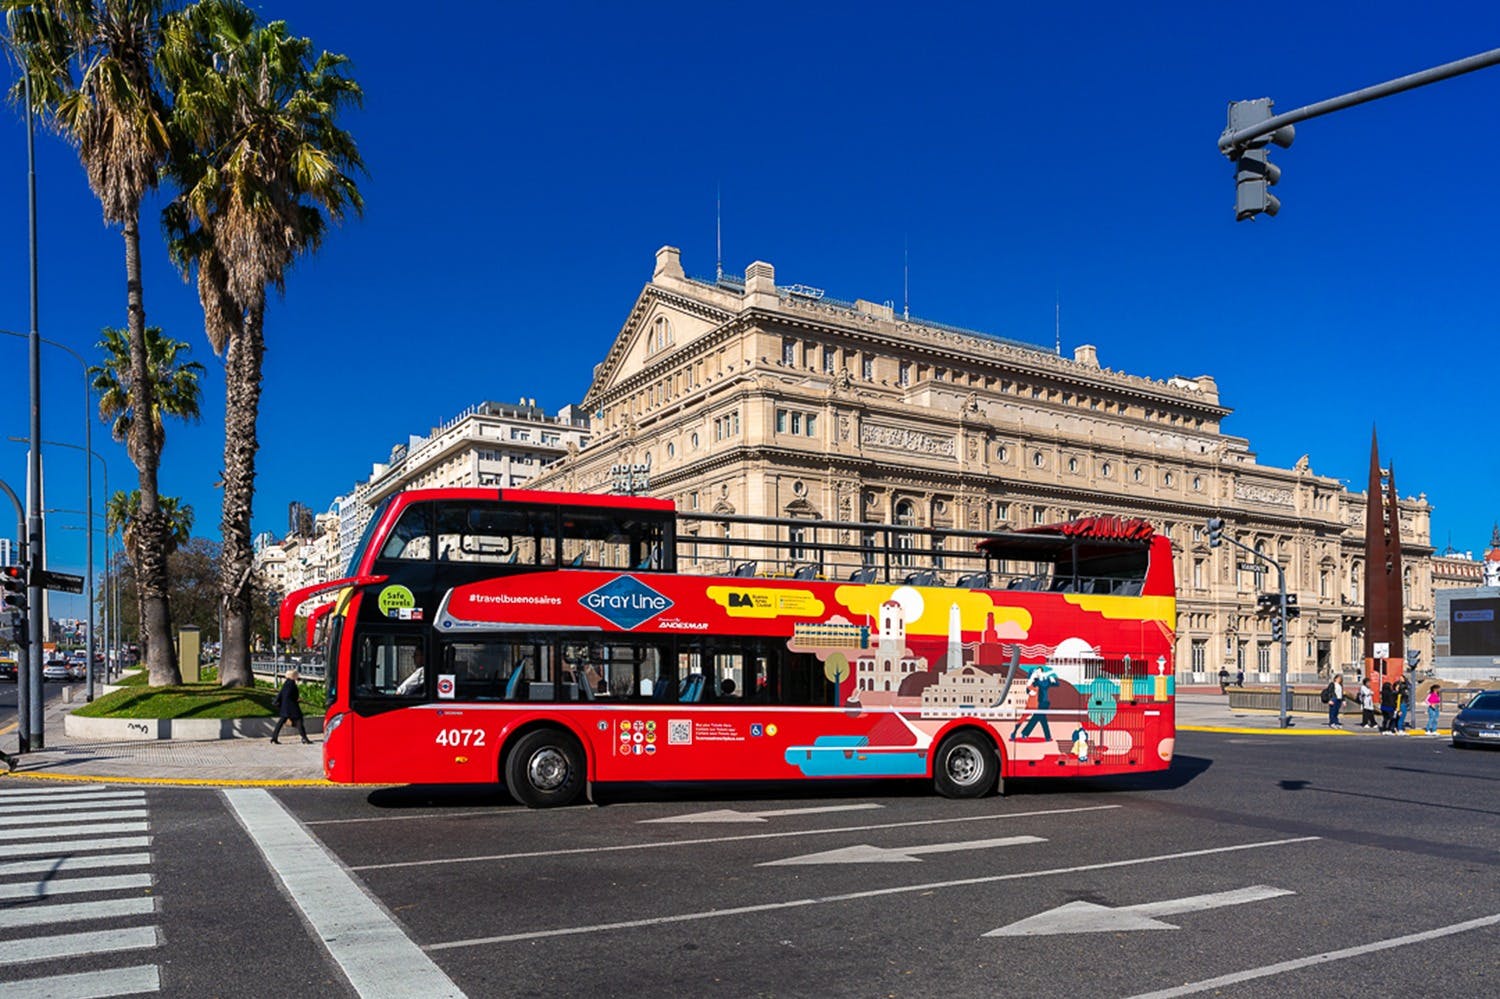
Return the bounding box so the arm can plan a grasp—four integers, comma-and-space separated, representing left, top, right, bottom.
77, 668, 325, 719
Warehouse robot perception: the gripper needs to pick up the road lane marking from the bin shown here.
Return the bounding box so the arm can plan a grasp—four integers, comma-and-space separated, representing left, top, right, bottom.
0, 853, 152, 877
0, 809, 148, 827
985, 885, 1294, 936
0, 872, 153, 901
0, 896, 156, 930
0, 963, 159, 997
0, 926, 159, 967
763, 835, 1045, 866
424, 836, 1320, 950
641, 804, 885, 824
223, 789, 466, 999
1125, 912, 1500, 998
0, 822, 148, 841
304, 810, 539, 826
353, 804, 1120, 871
0, 836, 150, 859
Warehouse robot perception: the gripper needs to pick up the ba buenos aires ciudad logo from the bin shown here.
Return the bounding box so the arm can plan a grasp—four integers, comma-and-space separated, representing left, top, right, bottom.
580, 575, 673, 630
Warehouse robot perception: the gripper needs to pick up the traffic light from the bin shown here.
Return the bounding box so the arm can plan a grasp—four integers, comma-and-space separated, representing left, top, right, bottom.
1270, 614, 1284, 643
1226, 98, 1295, 221
1207, 518, 1224, 548
1, 566, 26, 644
1284, 593, 1300, 618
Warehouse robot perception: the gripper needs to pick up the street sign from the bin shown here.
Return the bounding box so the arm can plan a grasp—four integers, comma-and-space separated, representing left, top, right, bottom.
38, 570, 84, 594
1237, 562, 1265, 573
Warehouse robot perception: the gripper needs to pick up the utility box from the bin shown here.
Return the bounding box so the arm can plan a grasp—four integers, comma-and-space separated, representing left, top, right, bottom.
178, 626, 201, 684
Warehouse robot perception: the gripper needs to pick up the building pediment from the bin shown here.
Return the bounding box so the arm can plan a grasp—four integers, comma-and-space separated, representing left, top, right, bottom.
583, 283, 734, 409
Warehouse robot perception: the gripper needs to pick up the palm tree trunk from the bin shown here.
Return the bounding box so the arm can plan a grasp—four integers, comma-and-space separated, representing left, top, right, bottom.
123, 214, 179, 686
218, 299, 265, 688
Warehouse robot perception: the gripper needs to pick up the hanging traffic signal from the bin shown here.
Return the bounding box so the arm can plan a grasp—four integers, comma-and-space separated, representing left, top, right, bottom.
1207, 518, 1224, 548
1270, 614, 1285, 643
1226, 99, 1295, 221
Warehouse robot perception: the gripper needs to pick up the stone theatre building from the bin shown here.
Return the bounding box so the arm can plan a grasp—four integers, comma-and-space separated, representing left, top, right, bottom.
531, 246, 1434, 683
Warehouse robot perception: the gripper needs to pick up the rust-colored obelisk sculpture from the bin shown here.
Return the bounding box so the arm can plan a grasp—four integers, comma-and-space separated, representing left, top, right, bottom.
1363, 429, 1405, 687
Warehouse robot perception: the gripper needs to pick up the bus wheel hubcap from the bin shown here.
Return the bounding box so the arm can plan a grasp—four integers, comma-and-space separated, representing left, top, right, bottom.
528, 749, 569, 790
947, 746, 982, 785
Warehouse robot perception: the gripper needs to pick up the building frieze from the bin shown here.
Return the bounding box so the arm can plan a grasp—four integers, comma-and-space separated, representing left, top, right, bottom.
859, 422, 958, 458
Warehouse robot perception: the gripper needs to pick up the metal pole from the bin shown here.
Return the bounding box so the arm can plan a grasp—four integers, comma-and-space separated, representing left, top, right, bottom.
1220, 47, 1500, 152
1277, 563, 1290, 729
0, 479, 27, 753
83, 376, 95, 702
24, 63, 45, 751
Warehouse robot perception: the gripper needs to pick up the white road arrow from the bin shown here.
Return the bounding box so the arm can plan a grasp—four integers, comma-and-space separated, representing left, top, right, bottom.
640, 803, 883, 824
761, 834, 1044, 866
984, 885, 1294, 937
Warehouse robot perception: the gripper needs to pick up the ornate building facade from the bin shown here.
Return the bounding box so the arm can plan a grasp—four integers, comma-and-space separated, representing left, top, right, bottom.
528, 247, 1435, 683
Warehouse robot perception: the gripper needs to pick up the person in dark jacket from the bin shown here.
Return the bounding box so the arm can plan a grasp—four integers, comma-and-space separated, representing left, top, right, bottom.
271, 668, 311, 745
1379, 681, 1397, 734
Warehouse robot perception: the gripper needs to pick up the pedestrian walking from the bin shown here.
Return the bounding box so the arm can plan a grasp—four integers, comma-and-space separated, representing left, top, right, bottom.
1359, 680, 1377, 728
270, 668, 312, 745
1235, 668, 1245, 688
1218, 667, 1230, 693
1379, 681, 1397, 733
1325, 675, 1345, 727
1395, 674, 1411, 731
1425, 684, 1442, 736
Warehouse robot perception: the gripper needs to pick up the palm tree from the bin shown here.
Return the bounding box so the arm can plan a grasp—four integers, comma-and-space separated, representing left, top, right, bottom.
91, 325, 202, 668
4, 0, 181, 686
106, 490, 193, 659
160, 0, 363, 688
91, 324, 205, 447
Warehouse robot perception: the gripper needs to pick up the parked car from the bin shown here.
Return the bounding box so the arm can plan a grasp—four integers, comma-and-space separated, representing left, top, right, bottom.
42, 662, 72, 682
0, 658, 16, 682
1451, 691, 1500, 748
67, 662, 86, 681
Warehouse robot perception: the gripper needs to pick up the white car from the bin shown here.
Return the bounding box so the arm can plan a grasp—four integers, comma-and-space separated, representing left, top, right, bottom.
42, 663, 72, 682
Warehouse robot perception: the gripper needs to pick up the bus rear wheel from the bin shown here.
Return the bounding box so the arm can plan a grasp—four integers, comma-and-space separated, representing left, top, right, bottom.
932, 731, 999, 799
505, 729, 586, 808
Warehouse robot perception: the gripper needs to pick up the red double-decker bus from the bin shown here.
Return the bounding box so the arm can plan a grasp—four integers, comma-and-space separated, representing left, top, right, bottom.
280, 488, 1177, 806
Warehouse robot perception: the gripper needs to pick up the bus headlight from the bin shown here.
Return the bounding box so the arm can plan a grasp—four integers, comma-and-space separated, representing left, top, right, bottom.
325, 711, 346, 738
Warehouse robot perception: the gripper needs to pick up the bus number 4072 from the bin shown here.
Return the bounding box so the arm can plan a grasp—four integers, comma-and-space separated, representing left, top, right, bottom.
435, 728, 486, 747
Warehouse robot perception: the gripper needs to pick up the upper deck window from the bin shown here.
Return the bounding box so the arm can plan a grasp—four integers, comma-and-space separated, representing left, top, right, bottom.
380, 504, 432, 561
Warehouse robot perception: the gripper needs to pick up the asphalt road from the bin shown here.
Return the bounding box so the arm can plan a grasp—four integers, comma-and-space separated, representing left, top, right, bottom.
2, 731, 1497, 998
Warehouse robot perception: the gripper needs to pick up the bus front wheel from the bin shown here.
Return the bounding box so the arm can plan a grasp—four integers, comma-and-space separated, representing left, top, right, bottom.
505, 729, 586, 808
932, 731, 999, 799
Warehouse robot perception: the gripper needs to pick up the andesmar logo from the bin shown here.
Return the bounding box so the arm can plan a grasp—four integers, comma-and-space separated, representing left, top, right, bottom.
580, 575, 673, 631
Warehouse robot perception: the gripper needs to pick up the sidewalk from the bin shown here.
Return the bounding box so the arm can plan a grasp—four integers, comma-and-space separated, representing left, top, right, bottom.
0, 685, 1445, 788
2, 684, 326, 786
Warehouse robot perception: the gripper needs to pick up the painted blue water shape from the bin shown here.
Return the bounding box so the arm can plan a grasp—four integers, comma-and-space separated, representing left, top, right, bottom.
784, 735, 928, 777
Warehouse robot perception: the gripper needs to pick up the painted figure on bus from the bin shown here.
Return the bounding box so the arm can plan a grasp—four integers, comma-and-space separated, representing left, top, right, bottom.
1070, 726, 1091, 761
1011, 664, 1060, 742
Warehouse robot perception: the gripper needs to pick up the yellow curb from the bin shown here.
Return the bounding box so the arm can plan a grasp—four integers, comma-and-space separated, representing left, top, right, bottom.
1179, 724, 1355, 736
0, 771, 377, 788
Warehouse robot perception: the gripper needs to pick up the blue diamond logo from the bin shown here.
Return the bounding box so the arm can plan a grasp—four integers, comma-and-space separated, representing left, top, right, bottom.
579, 575, 674, 631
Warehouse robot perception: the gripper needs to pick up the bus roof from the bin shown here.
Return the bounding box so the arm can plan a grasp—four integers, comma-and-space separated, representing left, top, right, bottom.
388, 487, 675, 513
976, 516, 1158, 560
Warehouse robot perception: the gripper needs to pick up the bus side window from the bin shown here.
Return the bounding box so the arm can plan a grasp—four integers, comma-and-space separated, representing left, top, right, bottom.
445, 640, 504, 700
778, 650, 834, 706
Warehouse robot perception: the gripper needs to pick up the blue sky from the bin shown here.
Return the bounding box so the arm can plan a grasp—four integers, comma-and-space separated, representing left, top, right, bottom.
3, 1, 1499, 616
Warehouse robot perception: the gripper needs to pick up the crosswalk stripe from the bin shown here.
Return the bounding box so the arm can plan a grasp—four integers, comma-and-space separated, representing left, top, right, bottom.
0, 810, 149, 828
0, 853, 152, 877
0, 873, 153, 901
2, 823, 149, 842
0, 799, 147, 817
0, 896, 156, 930
0, 963, 160, 997
0, 836, 151, 859
0, 926, 159, 967
0, 785, 110, 798
0, 792, 146, 809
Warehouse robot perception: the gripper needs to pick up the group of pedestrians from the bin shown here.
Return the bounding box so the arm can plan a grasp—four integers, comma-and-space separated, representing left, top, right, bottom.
1324, 672, 1445, 735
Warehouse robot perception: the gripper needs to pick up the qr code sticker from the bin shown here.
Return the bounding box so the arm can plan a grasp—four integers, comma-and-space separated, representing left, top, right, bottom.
668, 719, 692, 746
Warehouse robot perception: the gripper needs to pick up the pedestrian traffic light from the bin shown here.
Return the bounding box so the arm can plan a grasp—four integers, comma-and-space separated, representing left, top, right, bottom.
1270, 615, 1284, 642
1225, 99, 1295, 221
1207, 518, 1224, 548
